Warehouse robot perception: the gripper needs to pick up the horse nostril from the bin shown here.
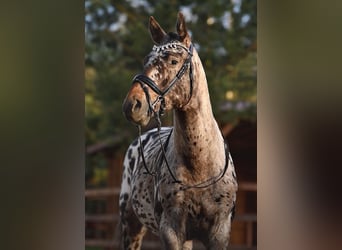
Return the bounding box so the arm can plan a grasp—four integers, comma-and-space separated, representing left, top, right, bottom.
133, 99, 142, 112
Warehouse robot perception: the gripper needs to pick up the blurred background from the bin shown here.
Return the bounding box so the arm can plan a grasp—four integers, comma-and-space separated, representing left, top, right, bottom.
2, 1, 341, 250
85, 0, 256, 249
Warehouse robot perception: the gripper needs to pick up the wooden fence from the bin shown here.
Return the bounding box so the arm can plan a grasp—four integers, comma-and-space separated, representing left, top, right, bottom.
85, 181, 256, 250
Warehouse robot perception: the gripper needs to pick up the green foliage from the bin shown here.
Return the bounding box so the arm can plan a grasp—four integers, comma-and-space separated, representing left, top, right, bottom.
85, 0, 257, 149
86, 153, 108, 187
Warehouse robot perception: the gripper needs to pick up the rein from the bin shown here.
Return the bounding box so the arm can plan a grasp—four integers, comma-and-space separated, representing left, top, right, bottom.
134, 43, 229, 189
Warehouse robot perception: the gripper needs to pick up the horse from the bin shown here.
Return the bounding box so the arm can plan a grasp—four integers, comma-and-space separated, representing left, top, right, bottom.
120, 12, 238, 250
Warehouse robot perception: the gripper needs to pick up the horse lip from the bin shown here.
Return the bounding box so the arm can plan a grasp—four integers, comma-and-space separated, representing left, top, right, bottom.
122, 103, 151, 126
129, 115, 151, 127
139, 116, 151, 126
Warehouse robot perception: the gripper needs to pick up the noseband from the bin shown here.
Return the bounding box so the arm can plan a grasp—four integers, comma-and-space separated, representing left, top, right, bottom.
132, 43, 194, 117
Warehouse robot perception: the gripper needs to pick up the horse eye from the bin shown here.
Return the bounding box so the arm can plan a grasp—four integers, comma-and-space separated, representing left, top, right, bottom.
171, 60, 178, 65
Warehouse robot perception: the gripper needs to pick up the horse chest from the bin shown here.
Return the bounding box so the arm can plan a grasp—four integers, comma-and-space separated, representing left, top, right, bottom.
131, 173, 236, 234
161, 184, 234, 215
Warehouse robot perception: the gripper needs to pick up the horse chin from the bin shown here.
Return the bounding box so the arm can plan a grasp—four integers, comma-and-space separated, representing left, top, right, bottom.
139, 116, 151, 127
129, 114, 151, 127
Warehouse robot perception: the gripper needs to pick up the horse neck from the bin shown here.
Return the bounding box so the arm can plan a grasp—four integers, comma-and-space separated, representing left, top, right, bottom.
173, 50, 225, 176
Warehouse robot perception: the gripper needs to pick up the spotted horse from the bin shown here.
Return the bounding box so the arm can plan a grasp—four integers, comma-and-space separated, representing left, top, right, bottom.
120, 12, 238, 250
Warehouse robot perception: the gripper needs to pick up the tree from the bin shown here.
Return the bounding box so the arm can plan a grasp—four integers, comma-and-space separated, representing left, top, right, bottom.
85, 0, 256, 143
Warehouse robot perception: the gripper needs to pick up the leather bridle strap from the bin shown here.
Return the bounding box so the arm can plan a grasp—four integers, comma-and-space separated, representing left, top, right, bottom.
132, 43, 194, 116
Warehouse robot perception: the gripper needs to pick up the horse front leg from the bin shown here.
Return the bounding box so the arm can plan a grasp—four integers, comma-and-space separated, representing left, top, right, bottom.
205, 214, 233, 250
183, 240, 193, 250
159, 214, 186, 250
120, 199, 147, 250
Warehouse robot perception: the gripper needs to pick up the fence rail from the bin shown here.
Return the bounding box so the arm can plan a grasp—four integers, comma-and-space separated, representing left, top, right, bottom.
85, 181, 256, 198
85, 182, 256, 249
86, 214, 119, 222
85, 187, 121, 198
85, 239, 257, 250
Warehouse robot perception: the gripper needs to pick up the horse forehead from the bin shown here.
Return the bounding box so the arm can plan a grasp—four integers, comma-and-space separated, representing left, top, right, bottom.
144, 43, 185, 67
144, 51, 159, 67
152, 42, 184, 53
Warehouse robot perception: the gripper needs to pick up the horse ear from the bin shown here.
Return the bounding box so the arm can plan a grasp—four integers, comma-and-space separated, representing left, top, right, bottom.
176, 12, 190, 46
149, 16, 166, 45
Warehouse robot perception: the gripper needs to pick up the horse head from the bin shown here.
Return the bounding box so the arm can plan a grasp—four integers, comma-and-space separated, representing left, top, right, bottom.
122, 12, 194, 126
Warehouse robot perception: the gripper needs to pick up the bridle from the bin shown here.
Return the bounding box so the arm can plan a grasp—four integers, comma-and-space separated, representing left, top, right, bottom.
132, 42, 194, 117
132, 42, 230, 189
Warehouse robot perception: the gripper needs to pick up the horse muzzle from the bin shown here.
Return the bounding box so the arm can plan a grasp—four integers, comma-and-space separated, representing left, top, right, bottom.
122, 86, 151, 126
